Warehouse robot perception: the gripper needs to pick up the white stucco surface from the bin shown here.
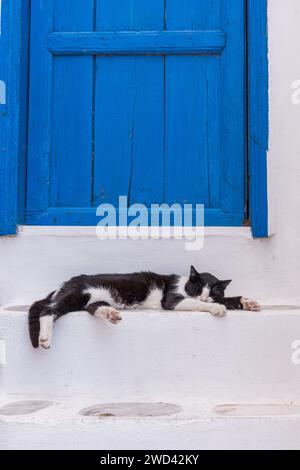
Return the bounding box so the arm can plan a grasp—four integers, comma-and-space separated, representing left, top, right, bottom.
1, 307, 300, 401
265, 0, 300, 301
2, 411, 300, 450
1, 307, 300, 450
0, 0, 300, 451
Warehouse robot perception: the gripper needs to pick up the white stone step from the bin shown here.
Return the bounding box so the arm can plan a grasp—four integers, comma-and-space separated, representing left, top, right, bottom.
1, 396, 300, 450
1, 307, 300, 402
1, 226, 299, 306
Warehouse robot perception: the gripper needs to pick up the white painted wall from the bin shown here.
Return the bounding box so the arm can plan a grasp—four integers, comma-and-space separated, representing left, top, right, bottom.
2, 308, 300, 401
0, 0, 300, 305
265, 0, 300, 301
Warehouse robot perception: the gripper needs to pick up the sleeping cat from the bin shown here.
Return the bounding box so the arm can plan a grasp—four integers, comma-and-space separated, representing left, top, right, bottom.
29, 266, 260, 349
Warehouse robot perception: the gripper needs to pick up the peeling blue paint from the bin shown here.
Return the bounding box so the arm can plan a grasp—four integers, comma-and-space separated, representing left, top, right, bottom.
0, 80, 6, 104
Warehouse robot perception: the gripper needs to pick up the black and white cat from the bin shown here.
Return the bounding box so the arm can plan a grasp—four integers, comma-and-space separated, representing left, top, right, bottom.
29, 266, 260, 349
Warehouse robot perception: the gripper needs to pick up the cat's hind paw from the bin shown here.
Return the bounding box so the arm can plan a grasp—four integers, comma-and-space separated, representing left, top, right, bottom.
95, 307, 122, 324
241, 298, 261, 312
209, 304, 227, 317
39, 316, 54, 349
39, 336, 51, 350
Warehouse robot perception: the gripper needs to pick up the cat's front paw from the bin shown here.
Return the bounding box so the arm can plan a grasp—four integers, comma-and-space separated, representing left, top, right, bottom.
209, 304, 227, 317
241, 298, 261, 312
107, 309, 123, 325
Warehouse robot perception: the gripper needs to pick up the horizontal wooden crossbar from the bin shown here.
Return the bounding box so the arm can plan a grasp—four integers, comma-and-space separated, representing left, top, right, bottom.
47, 31, 226, 55
26, 208, 243, 227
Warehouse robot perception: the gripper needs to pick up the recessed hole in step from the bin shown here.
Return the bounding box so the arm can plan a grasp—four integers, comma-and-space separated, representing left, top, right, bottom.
80, 402, 182, 418
214, 404, 300, 417
0, 400, 53, 416
4, 306, 29, 312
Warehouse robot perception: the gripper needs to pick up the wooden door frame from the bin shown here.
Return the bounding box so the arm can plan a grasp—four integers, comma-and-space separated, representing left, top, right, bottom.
0, 0, 268, 237
0, 0, 30, 236
247, 0, 269, 237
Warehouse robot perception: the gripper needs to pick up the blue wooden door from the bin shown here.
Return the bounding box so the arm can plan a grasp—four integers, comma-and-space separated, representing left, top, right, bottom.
26, 0, 246, 226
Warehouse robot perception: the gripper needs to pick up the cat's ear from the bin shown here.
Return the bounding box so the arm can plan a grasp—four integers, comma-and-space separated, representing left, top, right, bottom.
190, 266, 198, 279
218, 280, 232, 290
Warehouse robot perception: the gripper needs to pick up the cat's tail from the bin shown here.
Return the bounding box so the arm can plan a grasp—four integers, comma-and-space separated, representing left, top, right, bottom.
28, 293, 54, 348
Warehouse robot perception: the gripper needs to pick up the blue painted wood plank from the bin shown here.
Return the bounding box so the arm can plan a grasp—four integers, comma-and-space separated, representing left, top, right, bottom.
0, 0, 26, 235
0, 1, 12, 235
127, 58, 165, 207
164, 1, 222, 213
218, 1, 246, 220
205, 57, 222, 208
47, 31, 226, 56
26, 208, 243, 227
165, 56, 211, 207
50, 0, 94, 208
53, 0, 93, 32
17, 0, 30, 225
93, 56, 165, 208
93, 0, 165, 208
26, 0, 54, 213
96, 0, 164, 31
248, 0, 269, 238
166, 0, 221, 30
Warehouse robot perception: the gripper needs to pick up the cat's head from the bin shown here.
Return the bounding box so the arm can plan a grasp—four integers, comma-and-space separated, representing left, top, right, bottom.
185, 266, 231, 302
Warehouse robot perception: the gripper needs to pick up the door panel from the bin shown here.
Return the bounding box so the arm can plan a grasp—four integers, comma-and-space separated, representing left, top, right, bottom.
27, 0, 246, 226
94, 56, 165, 208
50, 0, 94, 208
